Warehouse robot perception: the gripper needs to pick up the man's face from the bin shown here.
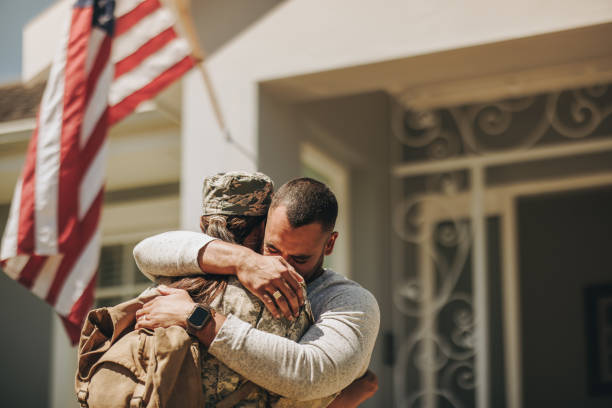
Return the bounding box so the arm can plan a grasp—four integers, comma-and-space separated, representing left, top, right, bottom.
263, 205, 337, 281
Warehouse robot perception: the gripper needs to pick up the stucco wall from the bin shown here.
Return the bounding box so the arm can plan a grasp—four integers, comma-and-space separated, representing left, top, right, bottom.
181, 0, 612, 228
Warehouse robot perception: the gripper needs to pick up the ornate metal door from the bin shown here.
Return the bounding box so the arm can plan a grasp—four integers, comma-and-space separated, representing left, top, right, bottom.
390, 84, 612, 408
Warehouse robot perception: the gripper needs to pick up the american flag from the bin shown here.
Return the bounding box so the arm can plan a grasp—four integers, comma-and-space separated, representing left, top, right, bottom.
0, 0, 195, 344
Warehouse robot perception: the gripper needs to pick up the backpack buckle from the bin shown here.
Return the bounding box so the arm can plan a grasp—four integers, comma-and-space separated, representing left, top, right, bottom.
130, 396, 143, 408
77, 389, 89, 407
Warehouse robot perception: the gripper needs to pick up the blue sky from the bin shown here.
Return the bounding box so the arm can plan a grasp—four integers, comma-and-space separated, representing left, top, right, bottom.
0, 0, 55, 84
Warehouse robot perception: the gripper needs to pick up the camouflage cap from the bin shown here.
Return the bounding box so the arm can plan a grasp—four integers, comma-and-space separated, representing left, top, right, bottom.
202, 171, 274, 217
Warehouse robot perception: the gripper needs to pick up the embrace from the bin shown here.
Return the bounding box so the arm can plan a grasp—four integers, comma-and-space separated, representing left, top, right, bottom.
76, 172, 380, 407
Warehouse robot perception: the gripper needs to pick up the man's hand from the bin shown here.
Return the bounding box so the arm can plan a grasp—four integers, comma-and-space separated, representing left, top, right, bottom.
135, 286, 195, 330
328, 370, 379, 408
196, 239, 305, 320
235, 252, 305, 320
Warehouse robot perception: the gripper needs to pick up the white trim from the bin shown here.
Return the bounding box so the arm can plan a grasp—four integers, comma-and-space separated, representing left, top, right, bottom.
300, 142, 351, 277
393, 137, 612, 178
419, 209, 436, 408
0, 118, 36, 138
395, 55, 612, 111
471, 165, 489, 408
501, 194, 522, 408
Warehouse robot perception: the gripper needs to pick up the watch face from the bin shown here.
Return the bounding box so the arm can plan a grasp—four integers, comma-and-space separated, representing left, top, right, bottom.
188, 305, 211, 328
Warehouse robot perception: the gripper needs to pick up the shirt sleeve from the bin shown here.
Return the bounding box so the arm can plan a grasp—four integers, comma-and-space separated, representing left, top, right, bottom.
132, 231, 216, 281
208, 285, 380, 400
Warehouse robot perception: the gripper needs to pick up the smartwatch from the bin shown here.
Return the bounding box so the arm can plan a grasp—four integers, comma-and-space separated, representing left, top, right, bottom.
186, 304, 213, 335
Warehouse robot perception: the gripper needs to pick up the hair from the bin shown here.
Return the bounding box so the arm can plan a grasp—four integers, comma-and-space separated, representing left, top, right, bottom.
270, 177, 338, 232
161, 213, 266, 304
200, 214, 266, 245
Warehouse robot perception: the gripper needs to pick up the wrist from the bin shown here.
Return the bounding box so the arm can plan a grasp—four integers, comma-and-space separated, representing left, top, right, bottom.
185, 303, 212, 334
195, 310, 226, 347
235, 246, 257, 278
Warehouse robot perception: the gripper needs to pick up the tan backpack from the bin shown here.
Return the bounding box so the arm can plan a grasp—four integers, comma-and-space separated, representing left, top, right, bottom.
75, 296, 205, 408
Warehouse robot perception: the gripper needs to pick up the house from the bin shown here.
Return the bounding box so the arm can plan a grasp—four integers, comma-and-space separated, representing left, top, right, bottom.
1, 0, 612, 407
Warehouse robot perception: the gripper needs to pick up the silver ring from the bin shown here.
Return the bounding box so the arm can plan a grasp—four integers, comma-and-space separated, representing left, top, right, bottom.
272, 290, 282, 300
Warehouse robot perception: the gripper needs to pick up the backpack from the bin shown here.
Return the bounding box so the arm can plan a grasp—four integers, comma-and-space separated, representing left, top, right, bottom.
75, 295, 205, 408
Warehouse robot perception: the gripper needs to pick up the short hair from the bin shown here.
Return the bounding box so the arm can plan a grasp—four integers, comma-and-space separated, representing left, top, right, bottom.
270, 178, 338, 231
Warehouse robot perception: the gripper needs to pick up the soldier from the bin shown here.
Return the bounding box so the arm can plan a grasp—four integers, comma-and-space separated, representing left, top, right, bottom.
135, 176, 380, 406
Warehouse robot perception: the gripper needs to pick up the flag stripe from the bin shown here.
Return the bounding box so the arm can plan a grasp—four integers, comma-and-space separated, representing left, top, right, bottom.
2, 255, 30, 280
82, 52, 113, 147
56, 6, 93, 253
33, 11, 74, 256
17, 255, 46, 289
56, 228, 101, 315
113, 5, 173, 66
85, 28, 107, 75
114, 27, 176, 78
109, 54, 194, 125
114, 0, 146, 19
115, 0, 160, 37
31, 254, 63, 300
80, 141, 107, 220
46, 188, 103, 306
85, 33, 112, 104
81, 110, 108, 180
109, 37, 191, 106
61, 271, 97, 343
1, 178, 23, 260
17, 126, 38, 255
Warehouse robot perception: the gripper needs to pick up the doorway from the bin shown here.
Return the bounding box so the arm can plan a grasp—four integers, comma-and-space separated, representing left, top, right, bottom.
518, 186, 612, 408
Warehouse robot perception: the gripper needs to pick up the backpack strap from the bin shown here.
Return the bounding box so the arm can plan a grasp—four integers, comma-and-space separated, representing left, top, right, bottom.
130, 382, 146, 408
216, 381, 259, 408
130, 331, 158, 408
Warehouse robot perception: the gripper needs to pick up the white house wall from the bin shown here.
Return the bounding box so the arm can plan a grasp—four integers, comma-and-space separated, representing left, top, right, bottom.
181, 0, 612, 228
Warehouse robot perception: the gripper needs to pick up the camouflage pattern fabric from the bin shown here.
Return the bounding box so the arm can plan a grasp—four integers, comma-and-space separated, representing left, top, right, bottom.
200, 277, 335, 407
202, 171, 274, 217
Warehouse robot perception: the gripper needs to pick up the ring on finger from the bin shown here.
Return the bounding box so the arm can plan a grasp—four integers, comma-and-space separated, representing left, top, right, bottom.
272, 290, 282, 300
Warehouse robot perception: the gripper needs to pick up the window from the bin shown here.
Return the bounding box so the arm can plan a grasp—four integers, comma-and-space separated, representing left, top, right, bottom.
96, 242, 152, 307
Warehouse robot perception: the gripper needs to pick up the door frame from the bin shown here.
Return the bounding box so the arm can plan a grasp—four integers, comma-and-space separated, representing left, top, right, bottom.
413, 170, 612, 408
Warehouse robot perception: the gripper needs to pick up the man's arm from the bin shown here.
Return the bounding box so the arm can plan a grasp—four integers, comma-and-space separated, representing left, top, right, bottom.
133, 231, 381, 399
133, 231, 214, 280
206, 287, 380, 400
136, 281, 380, 401
133, 231, 304, 319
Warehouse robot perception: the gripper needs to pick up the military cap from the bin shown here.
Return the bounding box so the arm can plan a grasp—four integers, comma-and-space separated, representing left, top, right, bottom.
202, 171, 274, 217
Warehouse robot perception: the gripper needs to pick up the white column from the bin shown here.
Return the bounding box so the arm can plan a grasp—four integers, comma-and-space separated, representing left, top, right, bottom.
502, 195, 523, 408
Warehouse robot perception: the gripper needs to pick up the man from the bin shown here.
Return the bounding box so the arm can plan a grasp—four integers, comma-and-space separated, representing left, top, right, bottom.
134, 177, 380, 404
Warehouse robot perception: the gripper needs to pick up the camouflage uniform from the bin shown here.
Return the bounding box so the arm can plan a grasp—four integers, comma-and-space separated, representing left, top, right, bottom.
201, 277, 332, 407
197, 172, 335, 407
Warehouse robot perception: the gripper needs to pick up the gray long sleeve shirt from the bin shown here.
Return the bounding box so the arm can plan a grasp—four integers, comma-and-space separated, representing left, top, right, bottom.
133, 231, 380, 400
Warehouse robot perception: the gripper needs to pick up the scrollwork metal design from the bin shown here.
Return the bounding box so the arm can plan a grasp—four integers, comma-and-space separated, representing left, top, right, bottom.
392, 83, 612, 408
393, 187, 474, 407
393, 85, 612, 158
